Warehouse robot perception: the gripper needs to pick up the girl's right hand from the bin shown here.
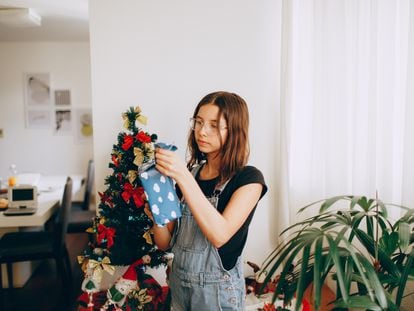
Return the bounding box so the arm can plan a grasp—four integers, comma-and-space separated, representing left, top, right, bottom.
155, 148, 188, 182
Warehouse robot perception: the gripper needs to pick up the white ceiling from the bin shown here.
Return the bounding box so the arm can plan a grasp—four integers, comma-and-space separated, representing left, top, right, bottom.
0, 0, 89, 41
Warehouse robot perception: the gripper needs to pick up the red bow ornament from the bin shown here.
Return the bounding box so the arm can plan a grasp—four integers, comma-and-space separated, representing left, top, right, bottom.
111, 154, 120, 167
136, 131, 151, 143
121, 183, 145, 207
122, 134, 134, 151
99, 191, 114, 208
97, 224, 116, 249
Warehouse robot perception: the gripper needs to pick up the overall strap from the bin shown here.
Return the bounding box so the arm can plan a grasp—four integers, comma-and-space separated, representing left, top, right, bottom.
190, 163, 203, 177
213, 178, 230, 195
196, 162, 231, 206
191, 162, 230, 199
170, 163, 230, 248
170, 163, 204, 248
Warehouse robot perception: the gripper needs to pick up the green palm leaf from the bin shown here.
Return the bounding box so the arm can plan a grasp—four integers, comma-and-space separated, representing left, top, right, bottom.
261, 195, 413, 310
354, 228, 401, 277
294, 245, 311, 311
395, 249, 414, 306
334, 295, 383, 310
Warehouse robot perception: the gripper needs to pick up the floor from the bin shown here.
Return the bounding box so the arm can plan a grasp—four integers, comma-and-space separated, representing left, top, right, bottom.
1, 232, 88, 311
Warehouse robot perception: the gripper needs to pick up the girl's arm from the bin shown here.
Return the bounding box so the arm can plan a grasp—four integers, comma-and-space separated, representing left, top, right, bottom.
155, 148, 263, 248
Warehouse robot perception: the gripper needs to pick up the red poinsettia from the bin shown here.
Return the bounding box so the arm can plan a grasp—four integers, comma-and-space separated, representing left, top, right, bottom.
121, 183, 145, 207
111, 154, 120, 167
136, 131, 152, 143
262, 303, 276, 311
97, 224, 116, 249
117, 173, 123, 183
98, 191, 114, 208
302, 298, 311, 311
77, 291, 107, 310
122, 134, 134, 150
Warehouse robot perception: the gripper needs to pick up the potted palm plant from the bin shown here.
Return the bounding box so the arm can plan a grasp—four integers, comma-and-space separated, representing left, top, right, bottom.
260, 195, 414, 310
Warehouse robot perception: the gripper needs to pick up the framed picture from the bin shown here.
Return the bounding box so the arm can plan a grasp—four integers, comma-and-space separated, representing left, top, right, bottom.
54, 109, 72, 134
24, 73, 51, 106
75, 109, 93, 143
26, 110, 52, 129
54, 89, 71, 106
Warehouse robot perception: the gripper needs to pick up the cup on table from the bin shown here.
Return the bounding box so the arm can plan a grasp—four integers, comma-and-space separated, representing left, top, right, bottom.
8, 176, 17, 187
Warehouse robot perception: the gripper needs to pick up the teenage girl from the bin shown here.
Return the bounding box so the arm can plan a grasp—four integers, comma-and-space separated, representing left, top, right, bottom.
150, 91, 267, 310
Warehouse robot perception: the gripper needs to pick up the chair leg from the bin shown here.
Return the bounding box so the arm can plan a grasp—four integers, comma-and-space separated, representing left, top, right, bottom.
56, 256, 72, 304
0, 264, 3, 309
0, 263, 3, 290
6, 263, 13, 289
64, 246, 74, 305
63, 247, 73, 285
5, 262, 14, 307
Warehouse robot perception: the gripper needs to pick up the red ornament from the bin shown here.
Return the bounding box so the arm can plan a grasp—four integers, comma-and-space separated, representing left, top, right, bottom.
97, 224, 116, 249
263, 303, 276, 311
98, 191, 114, 208
122, 134, 134, 151
111, 154, 120, 166
117, 173, 123, 182
121, 183, 145, 207
136, 131, 151, 143
99, 191, 110, 203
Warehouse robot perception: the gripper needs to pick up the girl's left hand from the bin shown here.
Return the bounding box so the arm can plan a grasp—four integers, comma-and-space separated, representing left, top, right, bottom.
143, 203, 154, 222
155, 148, 187, 181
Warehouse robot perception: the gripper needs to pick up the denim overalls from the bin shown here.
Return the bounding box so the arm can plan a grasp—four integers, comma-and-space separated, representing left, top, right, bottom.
169, 165, 246, 310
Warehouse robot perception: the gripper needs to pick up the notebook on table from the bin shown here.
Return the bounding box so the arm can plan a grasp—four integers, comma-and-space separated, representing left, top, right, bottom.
3, 207, 37, 216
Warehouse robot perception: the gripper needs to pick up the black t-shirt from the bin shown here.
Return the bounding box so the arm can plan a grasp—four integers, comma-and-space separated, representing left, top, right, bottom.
178, 165, 267, 270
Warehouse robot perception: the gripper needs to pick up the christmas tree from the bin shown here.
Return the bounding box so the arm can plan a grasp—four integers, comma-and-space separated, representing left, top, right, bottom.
77, 106, 169, 310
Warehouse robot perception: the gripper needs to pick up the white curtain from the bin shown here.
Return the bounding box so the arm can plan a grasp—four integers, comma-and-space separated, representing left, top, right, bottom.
278, 0, 414, 230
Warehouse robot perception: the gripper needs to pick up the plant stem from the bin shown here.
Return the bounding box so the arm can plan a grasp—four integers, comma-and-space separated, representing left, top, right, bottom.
375, 190, 379, 264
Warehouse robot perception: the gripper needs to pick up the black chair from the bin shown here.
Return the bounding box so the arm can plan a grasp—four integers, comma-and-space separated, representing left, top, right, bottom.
0, 177, 73, 304
67, 159, 97, 233
74, 159, 95, 211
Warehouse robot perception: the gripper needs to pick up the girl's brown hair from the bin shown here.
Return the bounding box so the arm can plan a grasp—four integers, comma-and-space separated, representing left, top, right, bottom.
187, 91, 250, 185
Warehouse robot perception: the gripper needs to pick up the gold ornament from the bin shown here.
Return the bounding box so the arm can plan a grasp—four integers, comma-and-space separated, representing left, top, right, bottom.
142, 143, 155, 160
133, 147, 144, 166
127, 170, 137, 184
137, 114, 147, 125
122, 113, 130, 129
134, 106, 142, 114
142, 231, 153, 245
130, 288, 153, 305
87, 256, 115, 285
77, 255, 88, 271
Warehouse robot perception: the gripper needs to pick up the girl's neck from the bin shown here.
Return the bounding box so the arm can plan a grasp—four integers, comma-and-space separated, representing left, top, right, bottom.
200, 159, 220, 180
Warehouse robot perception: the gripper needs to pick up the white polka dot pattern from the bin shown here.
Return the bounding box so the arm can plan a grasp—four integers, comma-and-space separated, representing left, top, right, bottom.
139, 165, 181, 226
152, 205, 160, 215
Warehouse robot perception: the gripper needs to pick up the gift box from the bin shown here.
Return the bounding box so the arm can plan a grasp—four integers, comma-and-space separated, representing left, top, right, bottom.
139, 143, 181, 226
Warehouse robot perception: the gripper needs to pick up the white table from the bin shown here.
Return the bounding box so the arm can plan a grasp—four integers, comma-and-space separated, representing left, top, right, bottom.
0, 199, 60, 228
0, 174, 82, 287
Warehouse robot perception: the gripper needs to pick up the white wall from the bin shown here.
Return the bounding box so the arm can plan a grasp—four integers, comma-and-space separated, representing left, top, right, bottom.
0, 42, 93, 180
89, 0, 281, 271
